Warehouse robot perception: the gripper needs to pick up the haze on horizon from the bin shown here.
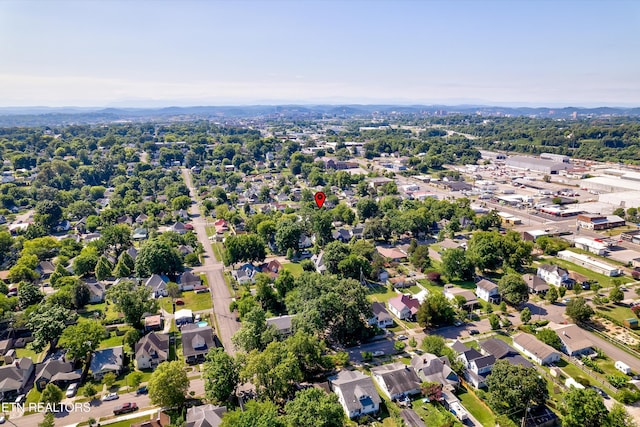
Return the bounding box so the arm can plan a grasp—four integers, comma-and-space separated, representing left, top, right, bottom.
0, 0, 639, 108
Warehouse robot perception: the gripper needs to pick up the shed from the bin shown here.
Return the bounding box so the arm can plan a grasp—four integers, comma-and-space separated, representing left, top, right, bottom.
624, 318, 639, 329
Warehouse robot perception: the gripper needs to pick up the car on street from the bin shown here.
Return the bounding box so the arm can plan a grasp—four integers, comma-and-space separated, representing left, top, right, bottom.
102, 392, 119, 401
453, 320, 463, 327
469, 329, 480, 335
0, 415, 5, 424
113, 402, 138, 415
372, 351, 385, 357
136, 386, 148, 395
562, 298, 571, 303
66, 383, 78, 398
397, 334, 408, 340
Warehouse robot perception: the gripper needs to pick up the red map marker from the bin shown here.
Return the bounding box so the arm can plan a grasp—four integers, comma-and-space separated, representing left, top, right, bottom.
314, 191, 326, 208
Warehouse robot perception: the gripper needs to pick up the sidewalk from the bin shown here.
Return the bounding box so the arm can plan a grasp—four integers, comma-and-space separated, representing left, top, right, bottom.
62, 408, 159, 427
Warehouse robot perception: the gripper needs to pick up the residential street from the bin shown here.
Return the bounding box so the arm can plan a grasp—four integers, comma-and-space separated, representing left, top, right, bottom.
181, 168, 239, 354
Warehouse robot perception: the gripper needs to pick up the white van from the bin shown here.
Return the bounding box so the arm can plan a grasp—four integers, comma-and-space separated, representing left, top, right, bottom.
615, 360, 632, 375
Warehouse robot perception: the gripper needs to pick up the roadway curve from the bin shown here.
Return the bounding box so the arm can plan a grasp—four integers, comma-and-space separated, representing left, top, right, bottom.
181, 168, 239, 354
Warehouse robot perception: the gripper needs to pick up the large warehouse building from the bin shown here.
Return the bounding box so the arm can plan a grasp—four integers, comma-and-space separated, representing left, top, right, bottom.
581, 169, 640, 193
505, 156, 571, 174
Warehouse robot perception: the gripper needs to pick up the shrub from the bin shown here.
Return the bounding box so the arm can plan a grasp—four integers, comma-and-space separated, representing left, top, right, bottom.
607, 374, 629, 389
425, 271, 442, 284
632, 305, 640, 317
394, 341, 406, 352
632, 270, 640, 280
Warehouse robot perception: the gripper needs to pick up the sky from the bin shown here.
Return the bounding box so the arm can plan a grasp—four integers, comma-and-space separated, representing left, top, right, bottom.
0, 0, 639, 107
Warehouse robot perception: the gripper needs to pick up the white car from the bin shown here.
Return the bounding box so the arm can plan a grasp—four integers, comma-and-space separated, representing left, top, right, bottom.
397, 334, 408, 340
0, 415, 5, 424
372, 351, 385, 357
66, 383, 78, 398
102, 392, 119, 401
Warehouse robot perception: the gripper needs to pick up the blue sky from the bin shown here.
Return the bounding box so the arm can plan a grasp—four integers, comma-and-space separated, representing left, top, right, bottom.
0, 0, 638, 107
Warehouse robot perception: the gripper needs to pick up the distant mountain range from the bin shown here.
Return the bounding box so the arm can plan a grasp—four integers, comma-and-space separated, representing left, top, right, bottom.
0, 104, 639, 126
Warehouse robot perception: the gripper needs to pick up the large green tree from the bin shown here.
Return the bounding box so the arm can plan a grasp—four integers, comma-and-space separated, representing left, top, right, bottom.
220, 400, 285, 427
148, 360, 190, 408
223, 234, 267, 265
417, 292, 456, 329
28, 303, 76, 352
231, 306, 276, 352
135, 239, 183, 276
441, 248, 474, 280
58, 320, 105, 362
106, 280, 157, 328
497, 273, 529, 306
486, 360, 548, 420
284, 388, 345, 427
203, 348, 239, 404
561, 388, 609, 427
41, 383, 64, 405
565, 297, 594, 323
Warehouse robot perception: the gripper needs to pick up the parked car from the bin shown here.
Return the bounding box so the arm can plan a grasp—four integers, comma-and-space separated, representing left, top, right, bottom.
591, 386, 609, 399
66, 383, 78, 398
14, 394, 25, 404
372, 351, 385, 357
469, 329, 480, 336
397, 335, 408, 341
136, 386, 148, 395
113, 402, 138, 415
175, 299, 185, 305
453, 320, 463, 327
102, 392, 119, 401
0, 415, 5, 424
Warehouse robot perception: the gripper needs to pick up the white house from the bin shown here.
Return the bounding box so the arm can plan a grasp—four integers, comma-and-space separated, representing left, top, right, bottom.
329, 370, 381, 419
134, 332, 169, 370
387, 295, 420, 321
371, 363, 421, 400
537, 264, 569, 287
145, 274, 169, 298
369, 302, 394, 328
475, 279, 500, 303
512, 333, 561, 366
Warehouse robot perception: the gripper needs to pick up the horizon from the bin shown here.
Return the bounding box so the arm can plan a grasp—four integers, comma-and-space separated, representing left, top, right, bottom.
1, 0, 639, 107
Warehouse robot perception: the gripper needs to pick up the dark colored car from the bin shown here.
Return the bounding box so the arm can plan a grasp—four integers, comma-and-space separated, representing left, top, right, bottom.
135, 386, 148, 395
113, 402, 138, 415
469, 329, 480, 335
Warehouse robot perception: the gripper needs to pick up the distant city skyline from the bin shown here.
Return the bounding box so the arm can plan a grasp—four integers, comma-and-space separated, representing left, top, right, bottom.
0, 0, 638, 107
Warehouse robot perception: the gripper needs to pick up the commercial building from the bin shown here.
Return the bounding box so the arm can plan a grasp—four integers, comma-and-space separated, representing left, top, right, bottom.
505, 156, 571, 174
557, 250, 621, 276
573, 237, 609, 255
576, 213, 625, 230
540, 153, 570, 163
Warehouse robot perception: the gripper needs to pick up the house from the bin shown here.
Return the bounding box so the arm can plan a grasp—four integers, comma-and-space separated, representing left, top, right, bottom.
479, 338, 533, 368
576, 213, 625, 230
182, 324, 216, 364
400, 409, 427, 427
36, 261, 55, 279
453, 342, 495, 388
298, 234, 313, 249
333, 229, 353, 243
387, 294, 420, 321
126, 246, 139, 260
145, 274, 170, 298
260, 259, 282, 277
371, 363, 421, 400
179, 271, 201, 291
135, 213, 149, 224
378, 269, 390, 282
512, 333, 561, 366
0, 357, 34, 400
144, 314, 164, 332
34, 359, 81, 392
376, 246, 408, 261
186, 404, 227, 427
131, 411, 171, 427
175, 309, 194, 325
266, 315, 295, 337
171, 222, 187, 235
213, 219, 228, 234
133, 228, 148, 240
85, 279, 106, 303
552, 324, 593, 356
388, 276, 413, 289
443, 285, 479, 310
369, 302, 394, 328
329, 370, 381, 419
475, 279, 500, 303
537, 264, 569, 288
231, 266, 255, 285
311, 252, 326, 274
523, 274, 549, 295
178, 245, 194, 256
90, 346, 124, 380
411, 353, 459, 391
135, 332, 169, 370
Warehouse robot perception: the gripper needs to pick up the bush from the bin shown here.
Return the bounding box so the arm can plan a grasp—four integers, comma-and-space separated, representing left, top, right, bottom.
581, 357, 604, 374
632, 270, 640, 280
616, 387, 640, 404
394, 341, 406, 352
607, 374, 629, 389
576, 377, 591, 387
425, 271, 442, 284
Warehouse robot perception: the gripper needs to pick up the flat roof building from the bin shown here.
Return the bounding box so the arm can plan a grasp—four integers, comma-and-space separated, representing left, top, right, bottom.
505, 156, 571, 174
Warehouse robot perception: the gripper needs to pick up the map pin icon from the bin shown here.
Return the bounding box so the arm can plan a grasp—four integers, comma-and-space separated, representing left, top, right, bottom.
314, 192, 326, 208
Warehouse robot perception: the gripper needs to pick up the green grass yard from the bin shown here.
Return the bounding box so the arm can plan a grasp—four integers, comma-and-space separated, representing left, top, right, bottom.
211, 242, 225, 262
159, 290, 213, 313
457, 387, 496, 427
281, 262, 304, 277
597, 304, 636, 323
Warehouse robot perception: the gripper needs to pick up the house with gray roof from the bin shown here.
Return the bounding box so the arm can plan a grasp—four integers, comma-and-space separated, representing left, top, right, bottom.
35, 359, 81, 391
411, 353, 459, 391
182, 324, 216, 364
368, 302, 393, 328
90, 346, 124, 380
145, 274, 169, 298
0, 357, 34, 400
186, 404, 226, 427
266, 315, 295, 337
371, 363, 421, 400
329, 370, 381, 419
512, 333, 561, 366
135, 332, 169, 370
479, 338, 533, 369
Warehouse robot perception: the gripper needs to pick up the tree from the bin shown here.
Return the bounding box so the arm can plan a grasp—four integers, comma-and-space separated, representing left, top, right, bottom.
172, 195, 192, 211
489, 314, 501, 330
322, 241, 350, 274
558, 286, 567, 298
421, 335, 463, 372
566, 297, 594, 323
561, 388, 609, 427
223, 234, 267, 265
220, 400, 285, 427
106, 280, 157, 328
41, 383, 64, 405
112, 252, 132, 278
58, 320, 105, 362
27, 303, 75, 352
338, 254, 371, 280
356, 197, 378, 220
50, 263, 72, 287
73, 281, 91, 309
609, 286, 624, 304
135, 239, 183, 276
39, 412, 55, 427
467, 231, 502, 272
35, 200, 63, 231
486, 360, 548, 420
231, 306, 276, 352
284, 388, 345, 427
83, 383, 97, 400
21, 237, 60, 260
417, 292, 456, 329
128, 371, 144, 390
257, 220, 277, 243
203, 348, 239, 404
103, 372, 116, 388
274, 219, 302, 254
394, 340, 406, 351
607, 403, 637, 427
166, 281, 180, 299
546, 286, 558, 303
312, 210, 333, 246
148, 360, 190, 408
95, 256, 113, 281
18, 281, 44, 309
520, 307, 532, 324
124, 329, 141, 353
498, 273, 529, 306
409, 244, 431, 272
536, 328, 562, 350
441, 248, 474, 280
101, 224, 132, 256
274, 269, 295, 298
73, 247, 99, 277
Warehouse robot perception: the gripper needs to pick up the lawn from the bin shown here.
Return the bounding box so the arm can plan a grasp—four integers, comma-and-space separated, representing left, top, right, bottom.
597, 304, 635, 323
99, 332, 125, 350
556, 359, 616, 396
81, 302, 123, 323
367, 284, 399, 303
547, 257, 632, 287
412, 399, 463, 427
104, 415, 152, 427
281, 262, 304, 277
211, 242, 225, 262
16, 346, 46, 362
457, 387, 496, 427
158, 290, 213, 313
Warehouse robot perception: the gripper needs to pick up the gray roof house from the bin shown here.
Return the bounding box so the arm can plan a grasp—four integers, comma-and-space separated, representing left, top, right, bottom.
369, 302, 394, 328
266, 315, 295, 337
479, 339, 533, 368
186, 404, 227, 427
135, 332, 169, 370
329, 370, 381, 419
145, 274, 169, 298
90, 346, 124, 380
0, 357, 34, 400
371, 363, 421, 401
35, 359, 81, 391
411, 353, 459, 391
179, 271, 201, 291
182, 324, 216, 364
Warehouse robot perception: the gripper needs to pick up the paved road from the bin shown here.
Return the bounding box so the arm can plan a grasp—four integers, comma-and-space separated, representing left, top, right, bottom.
181, 168, 239, 354
13, 379, 205, 427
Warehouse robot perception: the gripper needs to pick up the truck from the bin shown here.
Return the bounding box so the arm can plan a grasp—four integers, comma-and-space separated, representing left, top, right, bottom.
615, 360, 632, 375
113, 402, 138, 415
